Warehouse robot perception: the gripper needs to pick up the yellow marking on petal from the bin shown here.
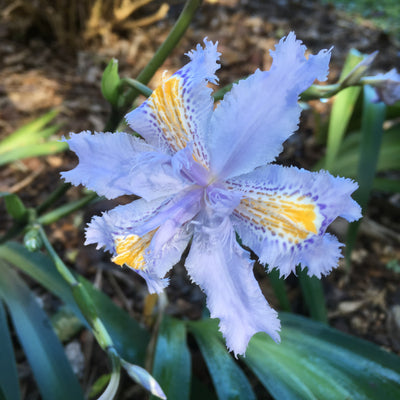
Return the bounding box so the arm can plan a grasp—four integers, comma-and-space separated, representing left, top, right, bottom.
150, 77, 190, 152
238, 193, 321, 242
148, 76, 208, 168
112, 230, 156, 270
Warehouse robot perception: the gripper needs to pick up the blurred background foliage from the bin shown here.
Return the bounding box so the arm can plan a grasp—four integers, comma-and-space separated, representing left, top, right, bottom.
1, 0, 169, 47
323, 0, 400, 39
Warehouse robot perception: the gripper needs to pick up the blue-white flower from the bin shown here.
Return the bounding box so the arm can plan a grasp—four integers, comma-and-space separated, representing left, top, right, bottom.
62, 33, 361, 356
363, 69, 400, 105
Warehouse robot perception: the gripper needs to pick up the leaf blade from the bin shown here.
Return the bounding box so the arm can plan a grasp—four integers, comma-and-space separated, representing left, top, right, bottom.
243, 312, 400, 400
0, 261, 84, 400
325, 50, 364, 170
189, 319, 256, 400
0, 242, 150, 363
151, 316, 191, 400
0, 299, 20, 400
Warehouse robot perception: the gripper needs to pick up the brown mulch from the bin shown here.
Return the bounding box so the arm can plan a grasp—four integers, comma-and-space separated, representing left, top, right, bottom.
1, 0, 400, 398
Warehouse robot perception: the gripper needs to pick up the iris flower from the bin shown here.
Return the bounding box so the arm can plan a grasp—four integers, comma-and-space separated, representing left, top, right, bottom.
62, 33, 361, 356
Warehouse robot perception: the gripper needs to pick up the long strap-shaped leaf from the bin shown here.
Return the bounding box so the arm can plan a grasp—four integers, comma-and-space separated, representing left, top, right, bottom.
151, 316, 191, 400
0, 261, 84, 400
346, 85, 386, 264
325, 49, 365, 170
243, 312, 400, 400
0, 242, 149, 364
189, 319, 256, 400
0, 299, 20, 400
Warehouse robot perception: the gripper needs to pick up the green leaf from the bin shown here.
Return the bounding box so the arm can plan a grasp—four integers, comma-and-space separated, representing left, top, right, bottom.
325, 50, 365, 170
189, 319, 256, 400
373, 177, 400, 193
0, 110, 58, 154
0, 141, 68, 166
297, 266, 327, 323
0, 300, 20, 400
267, 268, 291, 312
191, 377, 218, 400
101, 59, 121, 107
0, 242, 150, 364
314, 126, 400, 180
346, 86, 386, 265
0, 261, 84, 400
78, 277, 149, 363
244, 312, 400, 400
2, 193, 27, 222
352, 86, 386, 210
89, 374, 111, 399
151, 316, 191, 400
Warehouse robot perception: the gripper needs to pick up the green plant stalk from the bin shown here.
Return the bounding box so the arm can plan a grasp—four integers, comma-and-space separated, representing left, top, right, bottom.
37, 225, 113, 350
0, 141, 68, 167
300, 83, 341, 101
345, 85, 386, 267
267, 269, 291, 312
119, 78, 153, 98
116, 75, 371, 105
37, 183, 72, 214
0, 110, 58, 154
37, 192, 98, 225
36, 228, 124, 397
0, 192, 97, 245
297, 266, 328, 323
324, 51, 365, 170
105, 0, 202, 131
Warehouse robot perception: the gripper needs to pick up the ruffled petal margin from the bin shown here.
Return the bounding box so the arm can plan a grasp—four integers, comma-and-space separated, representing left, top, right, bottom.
61, 131, 191, 201
228, 164, 361, 278
61, 131, 153, 199
86, 188, 203, 293
208, 32, 331, 179
127, 39, 220, 168
185, 217, 280, 357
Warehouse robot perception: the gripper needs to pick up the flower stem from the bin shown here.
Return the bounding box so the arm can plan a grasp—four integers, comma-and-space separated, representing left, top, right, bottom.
300, 83, 342, 101
37, 183, 72, 214
297, 266, 328, 323
37, 224, 114, 350
37, 192, 98, 225
105, 0, 202, 131
267, 269, 291, 312
119, 78, 153, 98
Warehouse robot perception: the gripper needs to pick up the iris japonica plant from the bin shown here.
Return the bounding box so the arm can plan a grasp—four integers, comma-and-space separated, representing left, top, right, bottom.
62, 33, 361, 356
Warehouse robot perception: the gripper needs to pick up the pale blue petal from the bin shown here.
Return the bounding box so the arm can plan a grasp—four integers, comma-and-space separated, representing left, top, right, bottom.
126, 39, 220, 167
85, 196, 172, 293
85, 196, 170, 253
129, 149, 192, 201
368, 69, 400, 105
228, 164, 361, 278
136, 270, 169, 294
143, 187, 203, 278
61, 131, 153, 199
185, 216, 280, 357
147, 188, 202, 252
86, 188, 202, 290
171, 144, 209, 186
62, 131, 191, 201
208, 32, 331, 179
